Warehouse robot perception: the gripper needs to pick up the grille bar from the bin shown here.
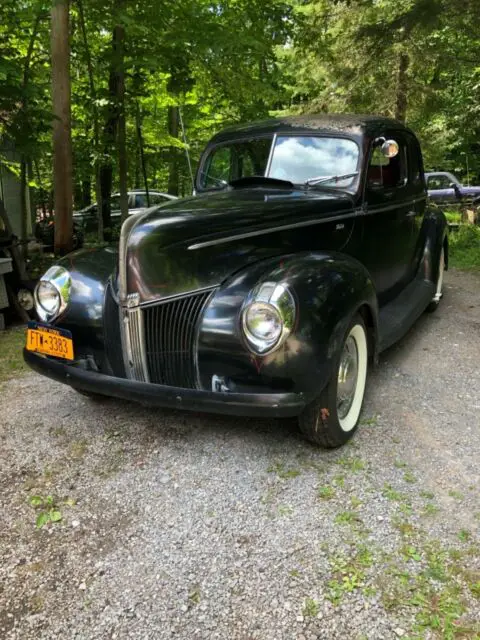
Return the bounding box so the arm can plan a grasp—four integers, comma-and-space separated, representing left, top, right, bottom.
144, 289, 212, 388
126, 307, 149, 382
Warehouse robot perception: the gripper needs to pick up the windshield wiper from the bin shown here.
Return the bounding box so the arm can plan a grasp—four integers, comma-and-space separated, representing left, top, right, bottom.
229, 176, 294, 189
305, 172, 359, 187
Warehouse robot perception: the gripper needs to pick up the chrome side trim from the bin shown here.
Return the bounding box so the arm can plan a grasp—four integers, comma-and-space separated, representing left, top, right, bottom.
187, 209, 360, 251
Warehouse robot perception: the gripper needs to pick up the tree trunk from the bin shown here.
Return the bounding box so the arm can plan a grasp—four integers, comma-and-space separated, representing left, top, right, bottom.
167, 105, 180, 196
394, 52, 409, 123
20, 159, 28, 258
51, 0, 73, 255
136, 101, 149, 206
116, 21, 128, 223
78, 0, 103, 239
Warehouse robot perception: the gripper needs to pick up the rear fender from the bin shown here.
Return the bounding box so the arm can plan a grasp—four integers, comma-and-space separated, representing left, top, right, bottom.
420, 207, 448, 283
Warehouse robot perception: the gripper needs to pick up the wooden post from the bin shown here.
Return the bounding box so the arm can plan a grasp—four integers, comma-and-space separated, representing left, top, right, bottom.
51, 0, 73, 254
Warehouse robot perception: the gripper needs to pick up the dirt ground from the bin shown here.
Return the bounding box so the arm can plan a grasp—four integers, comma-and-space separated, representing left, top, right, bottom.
1, 269, 479, 639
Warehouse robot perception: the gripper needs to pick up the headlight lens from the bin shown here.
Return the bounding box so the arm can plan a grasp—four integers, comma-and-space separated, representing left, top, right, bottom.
245, 303, 283, 343
34, 266, 71, 322
242, 283, 296, 355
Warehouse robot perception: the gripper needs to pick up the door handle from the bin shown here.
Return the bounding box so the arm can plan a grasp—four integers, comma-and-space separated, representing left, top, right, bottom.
406, 211, 416, 218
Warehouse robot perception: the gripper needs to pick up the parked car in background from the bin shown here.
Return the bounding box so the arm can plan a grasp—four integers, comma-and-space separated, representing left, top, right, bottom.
73, 190, 178, 233
25, 114, 447, 448
425, 171, 480, 203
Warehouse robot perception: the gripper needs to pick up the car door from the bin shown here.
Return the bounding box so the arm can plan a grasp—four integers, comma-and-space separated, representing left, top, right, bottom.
426, 173, 458, 203
359, 131, 414, 303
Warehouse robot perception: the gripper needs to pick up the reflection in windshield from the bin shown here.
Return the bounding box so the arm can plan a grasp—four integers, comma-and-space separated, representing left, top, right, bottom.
200, 135, 359, 189
269, 136, 359, 186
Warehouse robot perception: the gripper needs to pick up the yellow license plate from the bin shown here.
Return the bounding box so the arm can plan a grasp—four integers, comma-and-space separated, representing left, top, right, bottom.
26, 322, 74, 361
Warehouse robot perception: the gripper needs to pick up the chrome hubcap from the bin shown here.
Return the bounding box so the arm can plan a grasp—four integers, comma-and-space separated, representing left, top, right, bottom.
337, 335, 359, 420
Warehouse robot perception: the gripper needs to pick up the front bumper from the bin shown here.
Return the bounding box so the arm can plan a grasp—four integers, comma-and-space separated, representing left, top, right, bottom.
24, 350, 308, 418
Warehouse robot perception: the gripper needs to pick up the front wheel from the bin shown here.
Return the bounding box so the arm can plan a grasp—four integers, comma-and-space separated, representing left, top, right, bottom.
298, 314, 369, 448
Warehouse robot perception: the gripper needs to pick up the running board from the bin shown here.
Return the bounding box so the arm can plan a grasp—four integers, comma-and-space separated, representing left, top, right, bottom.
378, 278, 435, 352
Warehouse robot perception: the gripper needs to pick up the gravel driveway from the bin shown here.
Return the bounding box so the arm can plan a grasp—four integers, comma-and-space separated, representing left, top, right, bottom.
1, 269, 479, 640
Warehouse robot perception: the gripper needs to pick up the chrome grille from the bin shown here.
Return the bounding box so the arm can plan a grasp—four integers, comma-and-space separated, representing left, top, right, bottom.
144, 289, 212, 388
125, 306, 150, 382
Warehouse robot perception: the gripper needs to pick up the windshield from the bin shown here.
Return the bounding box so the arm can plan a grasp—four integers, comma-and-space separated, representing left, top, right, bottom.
199, 135, 359, 190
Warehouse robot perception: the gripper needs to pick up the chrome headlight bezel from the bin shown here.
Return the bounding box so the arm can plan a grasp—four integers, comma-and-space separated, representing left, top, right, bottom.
34, 266, 72, 323
241, 282, 296, 355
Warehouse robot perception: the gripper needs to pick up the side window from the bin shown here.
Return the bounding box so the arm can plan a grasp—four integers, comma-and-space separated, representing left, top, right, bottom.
366, 138, 407, 192
150, 194, 169, 205
134, 194, 147, 208
427, 175, 451, 189
110, 195, 121, 211
407, 137, 424, 187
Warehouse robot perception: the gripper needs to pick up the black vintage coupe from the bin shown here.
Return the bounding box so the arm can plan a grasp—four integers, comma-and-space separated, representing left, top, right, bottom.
24, 115, 447, 447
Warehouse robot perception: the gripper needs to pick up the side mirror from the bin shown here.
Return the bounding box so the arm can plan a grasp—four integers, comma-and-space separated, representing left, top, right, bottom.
381, 140, 399, 158
449, 182, 461, 197
374, 137, 399, 158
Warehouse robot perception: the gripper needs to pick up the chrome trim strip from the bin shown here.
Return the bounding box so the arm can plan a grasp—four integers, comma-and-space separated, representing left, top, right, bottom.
123, 306, 150, 382
137, 285, 218, 309
118, 214, 139, 305
187, 209, 360, 251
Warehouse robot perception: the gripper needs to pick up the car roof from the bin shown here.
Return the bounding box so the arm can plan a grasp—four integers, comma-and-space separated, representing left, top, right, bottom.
209, 113, 413, 145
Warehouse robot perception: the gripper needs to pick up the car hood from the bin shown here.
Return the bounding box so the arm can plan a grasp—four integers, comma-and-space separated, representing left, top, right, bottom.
124, 187, 354, 303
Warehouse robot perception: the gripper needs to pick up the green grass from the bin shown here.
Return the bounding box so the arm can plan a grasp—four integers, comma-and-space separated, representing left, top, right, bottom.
444, 209, 462, 224
0, 326, 28, 383
449, 224, 480, 270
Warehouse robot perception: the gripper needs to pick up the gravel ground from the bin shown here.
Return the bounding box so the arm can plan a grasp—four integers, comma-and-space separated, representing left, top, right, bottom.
1, 269, 479, 640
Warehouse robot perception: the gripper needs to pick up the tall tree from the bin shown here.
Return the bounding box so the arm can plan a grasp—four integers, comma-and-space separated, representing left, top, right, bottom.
51, 0, 72, 254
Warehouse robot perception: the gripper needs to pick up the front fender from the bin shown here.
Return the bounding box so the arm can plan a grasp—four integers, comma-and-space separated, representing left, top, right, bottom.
51, 245, 118, 350
197, 251, 378, 396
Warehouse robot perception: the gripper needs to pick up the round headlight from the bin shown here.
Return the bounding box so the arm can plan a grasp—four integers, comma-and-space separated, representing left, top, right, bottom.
36, 281, 60, 315
244, 303, 283, 343
242, 282, 296, 355
34, 266, 71, 322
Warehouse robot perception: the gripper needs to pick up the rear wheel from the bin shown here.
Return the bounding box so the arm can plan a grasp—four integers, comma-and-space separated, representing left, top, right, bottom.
298, 314, 368, 448
426, 246, 445, 312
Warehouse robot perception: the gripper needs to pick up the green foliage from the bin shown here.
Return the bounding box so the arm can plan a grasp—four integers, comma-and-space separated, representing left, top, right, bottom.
449, 225, 480, 270
0, 327, 28, 383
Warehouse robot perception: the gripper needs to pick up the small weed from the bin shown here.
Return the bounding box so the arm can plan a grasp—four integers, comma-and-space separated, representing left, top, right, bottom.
394, 460, 408, 469
335, 510, 362, 526
278, 505, 293, 517
28, 495, 62, 528
469, 581, 480, 599
326, 552, 366, 604
458, 529, 471, 542
302, 597, 319, 617
447, 490, 464, 500
333, 474, 345, 487
393, 518, 416, 537
318, 485, 335, 500
350, 495, 362, 509
403, 470, 417, 484
267, 462, 301, 480
189, 589, 201, 605
382, 483, 405, 502
335, 456, 366, 473
400, 545, 422, 562
289, 568, 300, 578
362, 585, 377, 597
360, 415, 378, 426
420, 490, 435, 499
421, 502, 440, 516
